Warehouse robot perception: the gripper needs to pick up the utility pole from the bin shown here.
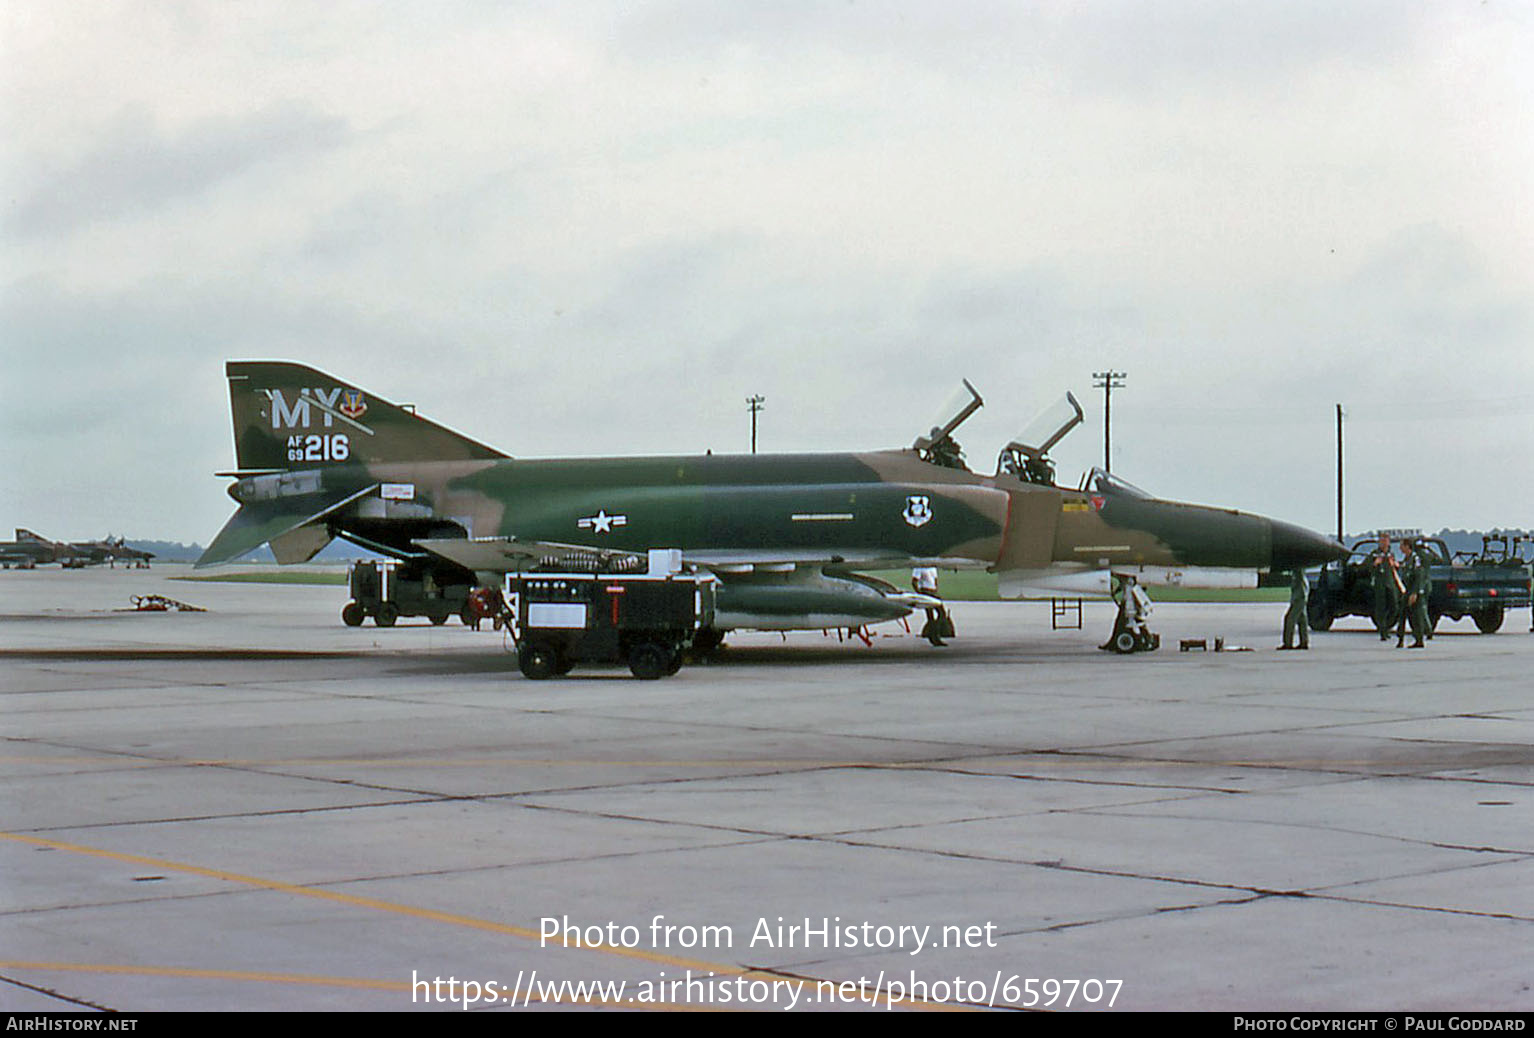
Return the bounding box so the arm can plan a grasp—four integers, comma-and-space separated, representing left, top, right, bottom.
746, 395, 765, 454
1336, 403, 1345, 542
1091, 370, 1126, 472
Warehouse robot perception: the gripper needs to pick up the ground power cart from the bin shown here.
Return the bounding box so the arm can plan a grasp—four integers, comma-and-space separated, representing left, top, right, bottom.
342, 559, 473, 627
509, 558, 716, 680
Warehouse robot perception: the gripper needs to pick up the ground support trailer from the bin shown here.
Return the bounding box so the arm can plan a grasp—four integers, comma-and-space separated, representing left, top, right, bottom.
341, 559, 474, 627
508, 565, 716, 680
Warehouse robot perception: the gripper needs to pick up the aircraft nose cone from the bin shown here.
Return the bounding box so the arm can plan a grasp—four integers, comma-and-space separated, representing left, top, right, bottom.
1270, 519, 1349, 571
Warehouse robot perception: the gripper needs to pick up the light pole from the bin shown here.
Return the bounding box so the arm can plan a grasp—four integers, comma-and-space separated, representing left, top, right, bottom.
747, 395, 765, 454
1336, 403, 1345, 542
1091, 370, 1126, 472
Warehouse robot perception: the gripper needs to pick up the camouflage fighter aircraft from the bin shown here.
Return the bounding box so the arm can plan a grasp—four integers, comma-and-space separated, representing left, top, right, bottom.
0, 530, 63, 569
1, 529, 103, 568
71, 535, 156, 567
198, 362, 1346, 645
0, 530, 155, 569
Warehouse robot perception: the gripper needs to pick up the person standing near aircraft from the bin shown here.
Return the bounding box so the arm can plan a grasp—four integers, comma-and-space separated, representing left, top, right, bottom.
1369, 533, 1401, 641
1279, 569, 1310, 650
911, 567, 953, 646
1395, 540, 1430, 649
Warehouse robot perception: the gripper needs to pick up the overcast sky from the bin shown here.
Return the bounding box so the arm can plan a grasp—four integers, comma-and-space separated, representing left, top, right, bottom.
3, 1, 1530, 545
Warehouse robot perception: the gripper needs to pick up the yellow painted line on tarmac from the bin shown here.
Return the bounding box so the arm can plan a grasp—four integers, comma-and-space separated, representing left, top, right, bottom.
0, 829, 710, 970
0, 830, 968, 1011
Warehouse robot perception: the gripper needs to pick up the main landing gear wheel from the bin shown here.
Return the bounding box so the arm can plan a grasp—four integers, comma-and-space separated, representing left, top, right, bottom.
1112, 630, 1160, 654
375, 603, 398, 627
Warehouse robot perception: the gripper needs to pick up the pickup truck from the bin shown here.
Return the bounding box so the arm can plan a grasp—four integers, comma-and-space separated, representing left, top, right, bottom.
1308, 536, 1531, 634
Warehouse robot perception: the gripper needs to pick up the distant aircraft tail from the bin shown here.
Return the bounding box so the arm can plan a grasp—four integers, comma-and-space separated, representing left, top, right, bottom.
223, 360, 507, 473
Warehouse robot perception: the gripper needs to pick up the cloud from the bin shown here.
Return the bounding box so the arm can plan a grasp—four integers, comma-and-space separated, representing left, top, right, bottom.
6, 103, 350, 238
1, 3, 1529, 537
615, 1, 1418, 95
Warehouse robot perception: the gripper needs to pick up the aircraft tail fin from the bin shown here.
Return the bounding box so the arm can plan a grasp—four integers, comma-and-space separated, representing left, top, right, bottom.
224, 361, 508, 472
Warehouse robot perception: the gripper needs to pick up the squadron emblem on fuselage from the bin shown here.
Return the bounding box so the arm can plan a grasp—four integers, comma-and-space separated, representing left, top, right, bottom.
339, 390, 368, 420
903, 495, 932, 528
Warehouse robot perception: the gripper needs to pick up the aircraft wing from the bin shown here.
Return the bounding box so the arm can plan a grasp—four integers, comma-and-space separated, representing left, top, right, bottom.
416, 537, 985, 576
414, 536, 649, 573
679, 549, 988, 572
414, 537, 950, 632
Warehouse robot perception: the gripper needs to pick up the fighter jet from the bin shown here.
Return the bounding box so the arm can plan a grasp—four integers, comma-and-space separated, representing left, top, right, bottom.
198, 362, 1346, 644
0, 530, 155, 569
71, 535, 156, 567
0, 529, 99, 568
0, 530, 62, 569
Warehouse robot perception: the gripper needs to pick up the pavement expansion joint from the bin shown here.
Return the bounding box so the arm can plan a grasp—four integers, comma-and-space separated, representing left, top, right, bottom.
0, 973, 114, 1012
1312, 891, 1534, 924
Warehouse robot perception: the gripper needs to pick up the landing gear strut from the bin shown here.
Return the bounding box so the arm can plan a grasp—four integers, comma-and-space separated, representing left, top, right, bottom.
1099, 575, 1159, 654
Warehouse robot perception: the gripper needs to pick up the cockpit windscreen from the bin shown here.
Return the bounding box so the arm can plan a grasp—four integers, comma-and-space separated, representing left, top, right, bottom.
1083, 467, 1152, 500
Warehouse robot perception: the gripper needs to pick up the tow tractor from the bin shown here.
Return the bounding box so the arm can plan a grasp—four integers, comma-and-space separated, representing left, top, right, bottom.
507, 550, 716, 680
342, 559, 474, 627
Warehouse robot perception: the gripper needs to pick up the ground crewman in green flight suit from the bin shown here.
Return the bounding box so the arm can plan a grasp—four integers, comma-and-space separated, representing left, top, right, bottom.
1368, 533, 1401, 641
1279, 568, 1309, 650
1395, 539, 1430, 649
